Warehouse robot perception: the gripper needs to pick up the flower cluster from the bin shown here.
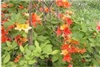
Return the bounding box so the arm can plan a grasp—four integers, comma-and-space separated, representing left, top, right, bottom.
32, 13, 42, 27
55, 1, 86, 67
96, 22, 100, 31
14, 54, 22, 63
1, 26, 9, 43
56, 0, 71, 8
15, 23, 31, 33
15, 35, 28, 46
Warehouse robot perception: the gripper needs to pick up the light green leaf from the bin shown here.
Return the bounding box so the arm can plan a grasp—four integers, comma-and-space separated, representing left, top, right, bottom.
37, 36, 47, 42
12, 41, 17, 48
81, 23, 87, 32
35, 41, 41, 53
6, 41, 11, 46
20, 46, 24, 53
40, 40, 50, 48
51, 50, 59, 55
52, 55, 59, 62
19, 60, 25, 65
28, 60, 36, 64
42, 45, 52, 54
3, 53, 10, 64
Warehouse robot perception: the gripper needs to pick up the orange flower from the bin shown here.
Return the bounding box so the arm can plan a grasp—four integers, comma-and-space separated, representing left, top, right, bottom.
8, 24, 15, 31
15, 35, 27, 46
32, 13, 42, 27
71, 40, 79, 45
1, 26, 9, 43
66, 10, 74, 15
68, 64, 73, 67
63, 27, 71, 36
79, 48, 86, 54
44, 7, 49, 13
19, 5, 24, 9
2, 35, 8, 43
63, 54, 72, 62
61, 44, 70, 50
69, 47, 77, 53
64, 17, 73, 26
60, 24, 68, 30
14, 54, 22, 63
61, 49, 68, 55
2, 26, 8, 35
63, 1, 71, 8
39, 7, 50, 13
96, 22, 100, 31
2, 3, 8, 8
56, 0, 71, 8
56, 27, 62, 36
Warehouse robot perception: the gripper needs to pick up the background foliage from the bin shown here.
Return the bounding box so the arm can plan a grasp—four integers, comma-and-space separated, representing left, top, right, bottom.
1, 0, 100, 67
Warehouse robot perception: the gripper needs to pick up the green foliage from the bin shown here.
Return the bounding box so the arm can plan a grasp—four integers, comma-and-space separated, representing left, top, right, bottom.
1, 0, 100, 67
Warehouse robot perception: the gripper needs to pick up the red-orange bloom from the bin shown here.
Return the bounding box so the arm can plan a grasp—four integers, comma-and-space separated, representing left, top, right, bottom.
8, 24, 15, 31
14, 54, 22, 63
2, 35, 8, 43
63, 54, 72, 62
56, 0, 71, 8
15, 35, 27, 46
19, 5, 24, 9
2, 3, 8, 8
96, 22, 100, 31
61, 44, 70, 50
64, 17, 73, 26
68, 64, 73, 67
32, 13, 42, 27
56, 27, 62, 36
1, 26, 9, 43
71, 40, 79, 45
79, 48, 86, 54
63, 27, 71, 36
69, 47, 77, 53
2, 26, 8, 35
63, 1, 71, 8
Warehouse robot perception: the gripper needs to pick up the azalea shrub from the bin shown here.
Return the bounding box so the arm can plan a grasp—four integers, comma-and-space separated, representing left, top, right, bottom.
1, 0, 100, 67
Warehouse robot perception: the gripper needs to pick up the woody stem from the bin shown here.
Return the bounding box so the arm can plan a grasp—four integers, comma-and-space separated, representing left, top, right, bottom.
28, 0, 33, 45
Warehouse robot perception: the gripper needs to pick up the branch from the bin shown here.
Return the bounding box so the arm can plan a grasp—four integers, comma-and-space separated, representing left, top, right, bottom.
28, 0, 33, 45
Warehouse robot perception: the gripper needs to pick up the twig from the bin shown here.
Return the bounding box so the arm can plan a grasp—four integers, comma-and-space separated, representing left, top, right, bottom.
28, 0, 33, 45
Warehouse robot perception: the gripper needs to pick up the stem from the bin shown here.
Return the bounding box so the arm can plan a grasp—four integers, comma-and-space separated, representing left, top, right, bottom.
28, 0, 33, 45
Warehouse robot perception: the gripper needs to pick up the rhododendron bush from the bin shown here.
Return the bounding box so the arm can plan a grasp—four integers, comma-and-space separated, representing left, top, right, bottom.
1, 0, 100, 67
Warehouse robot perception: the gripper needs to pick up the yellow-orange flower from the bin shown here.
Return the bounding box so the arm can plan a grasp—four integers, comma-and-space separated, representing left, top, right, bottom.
61, 49, 68, 55
15, 23, 31, 33
60, 24, 68, 30
66, 10, 74, 15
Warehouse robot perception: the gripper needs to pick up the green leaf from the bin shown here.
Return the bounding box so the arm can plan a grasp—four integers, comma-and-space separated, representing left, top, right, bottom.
51, 21, 59, 24
51, 50, 59, 55
6, 41, 11, 46
19, 60, 25, 65
3, 53, 10, 64
6, 41, 13, 50
28, 60, 36, 65
40, 40, 50, 48
12, 41, 17, 48
4, 20, 15, 28
24, 55, 30, 60
37, 36, 47, 42
42, 45, 52, 54
35, 41, 41, 53
20, 46, 24, 53
52, 55, 59, 62
81, 23, 87, 32
40, 56, 44, 59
